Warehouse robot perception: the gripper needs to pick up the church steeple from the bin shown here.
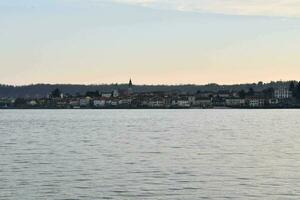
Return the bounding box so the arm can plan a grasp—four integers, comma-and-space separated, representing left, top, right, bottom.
128, 78, 133, 94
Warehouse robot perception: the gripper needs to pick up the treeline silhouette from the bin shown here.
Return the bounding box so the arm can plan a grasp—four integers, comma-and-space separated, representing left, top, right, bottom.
0, 81, 296, 98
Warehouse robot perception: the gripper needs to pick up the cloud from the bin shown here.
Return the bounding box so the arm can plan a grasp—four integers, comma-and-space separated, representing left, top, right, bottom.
113, 0, 300, 17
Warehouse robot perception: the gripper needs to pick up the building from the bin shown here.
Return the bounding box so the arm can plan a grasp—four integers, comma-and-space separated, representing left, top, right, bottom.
172, 98, 190, 108
69, 100, 79, 107
188, 96, 196, 105
112, 90, 119, 97
93, 99, 106, 107
268, 98, 279, 105
119, 99, 132, 105
225, 99, 246, 107
80, 98, 91, 107
102, 93, 112, 98
28, 100, 37, 106
247, 98, 265, 108
195, 98, 212, 108
274, 87, 292, 99
128, 78, 133, 95
145, 97, 166, 108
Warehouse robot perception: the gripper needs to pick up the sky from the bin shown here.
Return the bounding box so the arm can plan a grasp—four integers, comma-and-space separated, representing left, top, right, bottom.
0, 0, 300, 85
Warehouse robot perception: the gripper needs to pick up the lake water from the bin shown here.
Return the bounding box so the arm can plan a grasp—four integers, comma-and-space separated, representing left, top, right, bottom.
1, 110, 300, 199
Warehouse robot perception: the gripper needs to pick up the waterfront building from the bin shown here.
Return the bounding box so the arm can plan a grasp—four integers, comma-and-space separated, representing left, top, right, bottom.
79, 98, 90, 107
28, 100, 37, 106
247, 98, 265, 108
188, 96, 196, 105
268, 98, 279, 105
195, 98, 213, 108
110, 100, 118, 106
225, 99, 246, 107
69, 100, 79, 107
93, 99, 106, 107
146, 97, 166, 108
274, 87, 292, 99
172, 98, 190, 108
119, 98, 132, 105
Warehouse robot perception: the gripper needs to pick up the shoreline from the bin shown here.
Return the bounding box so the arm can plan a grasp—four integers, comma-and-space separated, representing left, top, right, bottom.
1, 107, 300, 110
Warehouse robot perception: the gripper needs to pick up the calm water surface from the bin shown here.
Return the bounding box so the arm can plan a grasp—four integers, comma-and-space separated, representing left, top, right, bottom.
1, 110, 300, 199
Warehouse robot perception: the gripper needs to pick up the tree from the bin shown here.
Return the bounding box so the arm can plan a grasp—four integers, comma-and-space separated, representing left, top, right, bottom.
247, 88, 254, 97
238, 90, 246, 98
50, 88, 61, 98
296, 82, 300, 101
85, 90, 100, 97
258, 81, 263, 86
14, 98, 27, 107
289, 81, 296, 97
262, 88, 274, 99
289, 81, 295, 91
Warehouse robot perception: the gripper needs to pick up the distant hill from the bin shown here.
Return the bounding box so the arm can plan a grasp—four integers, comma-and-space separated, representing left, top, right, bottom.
0, 81, 295, 98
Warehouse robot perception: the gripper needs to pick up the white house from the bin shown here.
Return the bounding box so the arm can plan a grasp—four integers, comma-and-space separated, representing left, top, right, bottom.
110, 100, 118, 106
147, 99, 165, 108
268, 98, 279, 105
80, 98, 90, 107
248, 99, 265, 107
118, 99, 132, 105
172, 100, 190, 107
274, 87, 292, 99
93, 100, 106, 107
112, 90, 119, 97
28, 100, 37, 106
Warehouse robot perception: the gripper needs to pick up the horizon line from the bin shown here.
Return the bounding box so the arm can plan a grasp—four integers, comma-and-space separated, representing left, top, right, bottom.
1, 80, 298, 87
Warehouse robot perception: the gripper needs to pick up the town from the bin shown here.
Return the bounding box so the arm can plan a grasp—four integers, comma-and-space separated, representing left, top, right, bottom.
1, 80, 300, 109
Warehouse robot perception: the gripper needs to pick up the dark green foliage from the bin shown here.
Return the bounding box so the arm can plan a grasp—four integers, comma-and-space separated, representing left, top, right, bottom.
262, 88, 274, 99
289, 81, 295, 91
247, 88, 254, 96
14, 98, 27, 107
85, 91, 100, 97
238, 90, 246, 98
51, 88, 61, 98
296, 82, 300, 100
289, 81, 297, 97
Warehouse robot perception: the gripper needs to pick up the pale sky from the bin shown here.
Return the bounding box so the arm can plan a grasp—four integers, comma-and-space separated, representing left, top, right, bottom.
1, 0, 300, 85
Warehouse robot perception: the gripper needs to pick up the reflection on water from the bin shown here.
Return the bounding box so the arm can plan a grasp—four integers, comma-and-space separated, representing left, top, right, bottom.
1, 110, 300, 199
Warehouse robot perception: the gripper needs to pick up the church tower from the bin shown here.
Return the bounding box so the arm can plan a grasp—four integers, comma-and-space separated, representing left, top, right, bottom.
128, 78, 133, 94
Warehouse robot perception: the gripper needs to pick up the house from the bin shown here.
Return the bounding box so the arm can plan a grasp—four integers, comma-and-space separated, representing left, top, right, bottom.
102, 93, 112, 98
146, 97, 166, 108
118, 99, 132, 105
80, 98, 90, 107
247, 98, 265, 107
93, 99, 106, 107
28, 100, 37, 106
112, 90, 119, 97
172, 98, 190, 108
188, 96, 196, 105
110, 100, 119, 106
69, 100, 79, 107
274, 87, 292, 99
268, 98, 279, 105
225, 99, 245, 107
195, 98, 212, 108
